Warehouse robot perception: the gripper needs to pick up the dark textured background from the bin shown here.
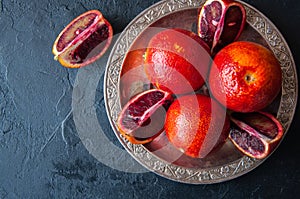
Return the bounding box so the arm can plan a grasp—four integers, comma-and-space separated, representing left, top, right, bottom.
0, 0, 299, 198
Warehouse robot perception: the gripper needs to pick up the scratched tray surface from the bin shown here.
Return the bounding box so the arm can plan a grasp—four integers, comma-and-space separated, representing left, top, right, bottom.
104, 0, 297, 184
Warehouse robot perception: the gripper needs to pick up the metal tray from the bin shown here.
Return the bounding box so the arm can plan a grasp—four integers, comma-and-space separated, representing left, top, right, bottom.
104, 0, 298, 184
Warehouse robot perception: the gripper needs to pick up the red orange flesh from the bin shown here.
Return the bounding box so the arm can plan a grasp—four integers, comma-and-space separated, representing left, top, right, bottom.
229, 111, 283, 159
52, 10, 113, 68
198, 0, 246, 54
117, 89, 173, 144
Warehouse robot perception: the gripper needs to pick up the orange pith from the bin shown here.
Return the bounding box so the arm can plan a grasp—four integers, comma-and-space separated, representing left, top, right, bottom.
54, 12, 98, 54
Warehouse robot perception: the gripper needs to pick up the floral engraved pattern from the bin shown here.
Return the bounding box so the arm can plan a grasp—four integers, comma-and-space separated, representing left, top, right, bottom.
104, 0, 297, 184
244, 5, 297, 131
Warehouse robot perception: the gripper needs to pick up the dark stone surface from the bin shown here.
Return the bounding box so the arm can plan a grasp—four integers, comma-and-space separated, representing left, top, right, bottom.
0, 0, 299, 198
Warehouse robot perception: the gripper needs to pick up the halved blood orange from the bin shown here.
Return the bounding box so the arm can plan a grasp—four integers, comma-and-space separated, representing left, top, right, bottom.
229, 111, 284, 159
198, 0, 246, 54
52, 10, 113, 68
117, 89, 173, 144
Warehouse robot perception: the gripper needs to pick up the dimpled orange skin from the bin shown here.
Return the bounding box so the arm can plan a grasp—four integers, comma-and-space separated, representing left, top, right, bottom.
209, 41, 282, 113
120, 48, 152, 105
121, 49, 146, 75
145, 28, 211, 95
165, 94, 230, 158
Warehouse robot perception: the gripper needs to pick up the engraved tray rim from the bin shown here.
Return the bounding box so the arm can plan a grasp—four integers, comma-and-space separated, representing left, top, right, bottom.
104, 0, 298, 184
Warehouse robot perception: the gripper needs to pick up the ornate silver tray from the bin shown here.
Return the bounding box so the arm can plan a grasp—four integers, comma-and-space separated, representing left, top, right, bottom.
104, 0, 297, 184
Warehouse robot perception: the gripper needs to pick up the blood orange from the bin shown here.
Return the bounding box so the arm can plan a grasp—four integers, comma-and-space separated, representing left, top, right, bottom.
117, 89, 173, 144
52, 10, 113, 68
144, 28, 211, 95
209, 41, 282, 113
120, 48, 152, 106
165, 94, 230, 158
198, 0, 246, 54
229, 111, 283, 159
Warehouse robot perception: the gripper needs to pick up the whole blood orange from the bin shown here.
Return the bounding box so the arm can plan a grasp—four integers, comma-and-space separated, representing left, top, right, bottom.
120, 48, 151, 106
209, 41, 282, 112
117, 89, 173, 144
165, 94, 230, 158
144, 28, 211, 95
121, 48, 147, 75
52, 10, 113, 68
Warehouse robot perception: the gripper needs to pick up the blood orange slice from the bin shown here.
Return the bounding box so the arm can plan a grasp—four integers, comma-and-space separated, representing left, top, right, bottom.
229, 111, 284, 159
198, 0, 246, 54
117, 89, 173, 144
52, 10, 113, 68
